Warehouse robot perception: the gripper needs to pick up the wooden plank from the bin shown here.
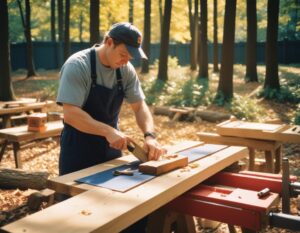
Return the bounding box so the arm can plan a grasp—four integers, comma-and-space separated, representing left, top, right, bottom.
2, 146, 247, 233
197, 132, 281, 150
0, 101, 54, 116
0, 121, 63, 142
139, 155, 188, 175
216, 120, 300, 143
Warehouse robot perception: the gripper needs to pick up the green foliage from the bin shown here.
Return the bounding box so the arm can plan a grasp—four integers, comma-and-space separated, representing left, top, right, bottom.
42, 82, 59, 100
166, 78, 212, 107
259, 86, 300, 104
294, 105, 300, 125
153, 56, 180, 69
227, 95, 264, 121
142, 77, 166, 106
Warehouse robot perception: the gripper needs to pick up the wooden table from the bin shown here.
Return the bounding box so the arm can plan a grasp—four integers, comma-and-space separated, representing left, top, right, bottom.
0, 121, 63, 168
2, 141, 247, 233
0, 99, 55, 128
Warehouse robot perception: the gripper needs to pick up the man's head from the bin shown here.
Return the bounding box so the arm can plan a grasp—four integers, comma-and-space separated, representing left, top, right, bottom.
107, 22, 147, 60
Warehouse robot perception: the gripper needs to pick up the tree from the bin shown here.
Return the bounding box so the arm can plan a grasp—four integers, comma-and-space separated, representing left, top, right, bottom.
64, 0, 70, 61
157, 0, 172, 82
217, 0, 237, 101
245, 0, 258, 82
90, 0, 99, 46
158, 0, 163, 36
213, 0, 219, 72
51, 0, 56, 42
264, 0, 280, 90
0, 0, 15, 101
198, 0, 208, 79
141, 0, 151, 73
129, 0, 134, 24
58, 0, 63, 42
17, 0, 36, 78
187, 0, 198, 71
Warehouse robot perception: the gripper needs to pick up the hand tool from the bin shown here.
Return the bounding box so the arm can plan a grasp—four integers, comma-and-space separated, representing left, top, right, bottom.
113, 169, 134, 176
127, 140, 148, 162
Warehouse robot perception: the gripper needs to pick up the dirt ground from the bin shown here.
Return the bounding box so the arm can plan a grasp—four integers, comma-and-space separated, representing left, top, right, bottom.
0, 69, 300, 232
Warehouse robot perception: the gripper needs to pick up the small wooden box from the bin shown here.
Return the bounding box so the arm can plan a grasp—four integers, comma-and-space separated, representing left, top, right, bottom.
139, 154, 188, 175
27, 113, 47, 132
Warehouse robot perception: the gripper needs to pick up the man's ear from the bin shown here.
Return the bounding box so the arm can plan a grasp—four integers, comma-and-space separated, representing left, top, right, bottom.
107, 37, 113, 46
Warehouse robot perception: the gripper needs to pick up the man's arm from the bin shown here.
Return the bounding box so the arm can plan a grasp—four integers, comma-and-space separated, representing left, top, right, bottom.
130, 100, 166, 160
63, 103, 128, 150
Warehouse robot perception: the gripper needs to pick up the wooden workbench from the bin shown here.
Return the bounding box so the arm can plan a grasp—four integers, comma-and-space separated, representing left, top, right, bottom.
0, 100, 54, 128
0, 121, 63, 168
2, 142, 247, 233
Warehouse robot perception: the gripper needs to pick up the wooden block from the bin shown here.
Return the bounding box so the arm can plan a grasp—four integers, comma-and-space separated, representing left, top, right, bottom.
27, 113, 47, 132
139, 154, 188, 175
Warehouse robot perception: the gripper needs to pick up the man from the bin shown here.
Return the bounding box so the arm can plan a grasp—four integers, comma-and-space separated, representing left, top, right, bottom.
57, 22, 165, 174
56, 22, 165, 232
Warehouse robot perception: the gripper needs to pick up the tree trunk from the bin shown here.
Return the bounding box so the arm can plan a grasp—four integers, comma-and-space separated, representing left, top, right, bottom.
245, 0, 258, 82
188, 0, 198, 71
264, 0, 280, 90
157, 0, 172, 82
18, 0, 36, 78
90, 0, 100, 46
129, 0, 134, 24
213, 0, 219, 72
79, 12, 83, 42
159, 0, 163, 36
0, 168, 49, 190
63, 0, 70, 62
217, 0, 237, 101
198, 0, 208, 79
51, 0, 56, 42
141, 0, 151, 73
57, 0, 63, 42
0, 0, 15, 101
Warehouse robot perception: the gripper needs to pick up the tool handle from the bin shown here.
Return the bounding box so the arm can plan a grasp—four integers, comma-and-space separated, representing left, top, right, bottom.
113, 170, 134, 176
257, 188, 270, 198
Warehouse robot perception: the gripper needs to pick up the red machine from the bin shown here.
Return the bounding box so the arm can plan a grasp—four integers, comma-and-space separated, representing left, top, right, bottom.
168, 158, 300, 232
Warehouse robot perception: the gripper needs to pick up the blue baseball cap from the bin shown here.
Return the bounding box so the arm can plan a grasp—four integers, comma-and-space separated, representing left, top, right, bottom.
108, 22, 148, 60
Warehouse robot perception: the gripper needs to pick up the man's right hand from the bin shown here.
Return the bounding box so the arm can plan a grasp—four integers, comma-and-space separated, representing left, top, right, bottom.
106, 129, 128, 151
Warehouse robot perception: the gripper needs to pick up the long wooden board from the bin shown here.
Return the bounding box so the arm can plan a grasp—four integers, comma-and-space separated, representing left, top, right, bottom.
216, 120, 300, 143
2, 143, 247, 233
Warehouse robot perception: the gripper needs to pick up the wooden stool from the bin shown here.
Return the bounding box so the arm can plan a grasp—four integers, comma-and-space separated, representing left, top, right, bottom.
197, 132, 282, 173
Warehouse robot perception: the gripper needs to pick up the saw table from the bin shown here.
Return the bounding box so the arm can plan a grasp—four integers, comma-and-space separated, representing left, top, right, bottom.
1, 141, 247, 233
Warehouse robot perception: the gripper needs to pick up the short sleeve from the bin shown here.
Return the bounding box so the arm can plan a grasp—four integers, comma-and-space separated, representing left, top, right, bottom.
122, 63, 145, 104
56, 62, 90, 107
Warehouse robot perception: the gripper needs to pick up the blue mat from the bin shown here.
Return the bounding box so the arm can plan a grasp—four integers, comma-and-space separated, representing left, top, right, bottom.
76, 144, 227, 192
178, 144, 227, 162
75, 161, 155, 192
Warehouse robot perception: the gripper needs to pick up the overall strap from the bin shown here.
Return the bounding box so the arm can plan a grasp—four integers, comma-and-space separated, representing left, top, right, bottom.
90, 48, 97, 86
116, 68, 124, 92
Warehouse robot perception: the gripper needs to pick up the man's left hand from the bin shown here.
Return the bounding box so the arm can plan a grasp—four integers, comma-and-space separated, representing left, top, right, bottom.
143, 138, 166, 161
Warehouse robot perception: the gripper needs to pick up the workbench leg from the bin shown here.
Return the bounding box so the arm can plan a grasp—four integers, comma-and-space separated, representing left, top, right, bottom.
264, 150, 274, 173
228, 225, 237, 233
248, 148, 255, 171
2, 115, 12, 128
176, 214, 196, 233
274, 145, 282, 173
147, 208, 177, 233
12, 142, 22, 168
0, 140, 9, 162
240, 227, 257, 233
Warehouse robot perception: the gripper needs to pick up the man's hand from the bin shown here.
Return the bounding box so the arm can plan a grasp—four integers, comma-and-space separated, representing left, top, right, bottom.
106, 129, 128, 151
143, 138, 167, 161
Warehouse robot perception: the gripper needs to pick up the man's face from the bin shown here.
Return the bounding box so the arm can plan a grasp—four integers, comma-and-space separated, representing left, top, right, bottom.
105, 38, 133, 69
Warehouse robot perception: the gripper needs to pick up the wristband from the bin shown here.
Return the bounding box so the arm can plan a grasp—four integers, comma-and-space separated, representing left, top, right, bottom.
144, 132, 157, 139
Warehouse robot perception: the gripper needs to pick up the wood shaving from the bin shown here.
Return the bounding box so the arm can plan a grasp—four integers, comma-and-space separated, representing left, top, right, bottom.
188, 163, 199, 169
80, 210, 92, 216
